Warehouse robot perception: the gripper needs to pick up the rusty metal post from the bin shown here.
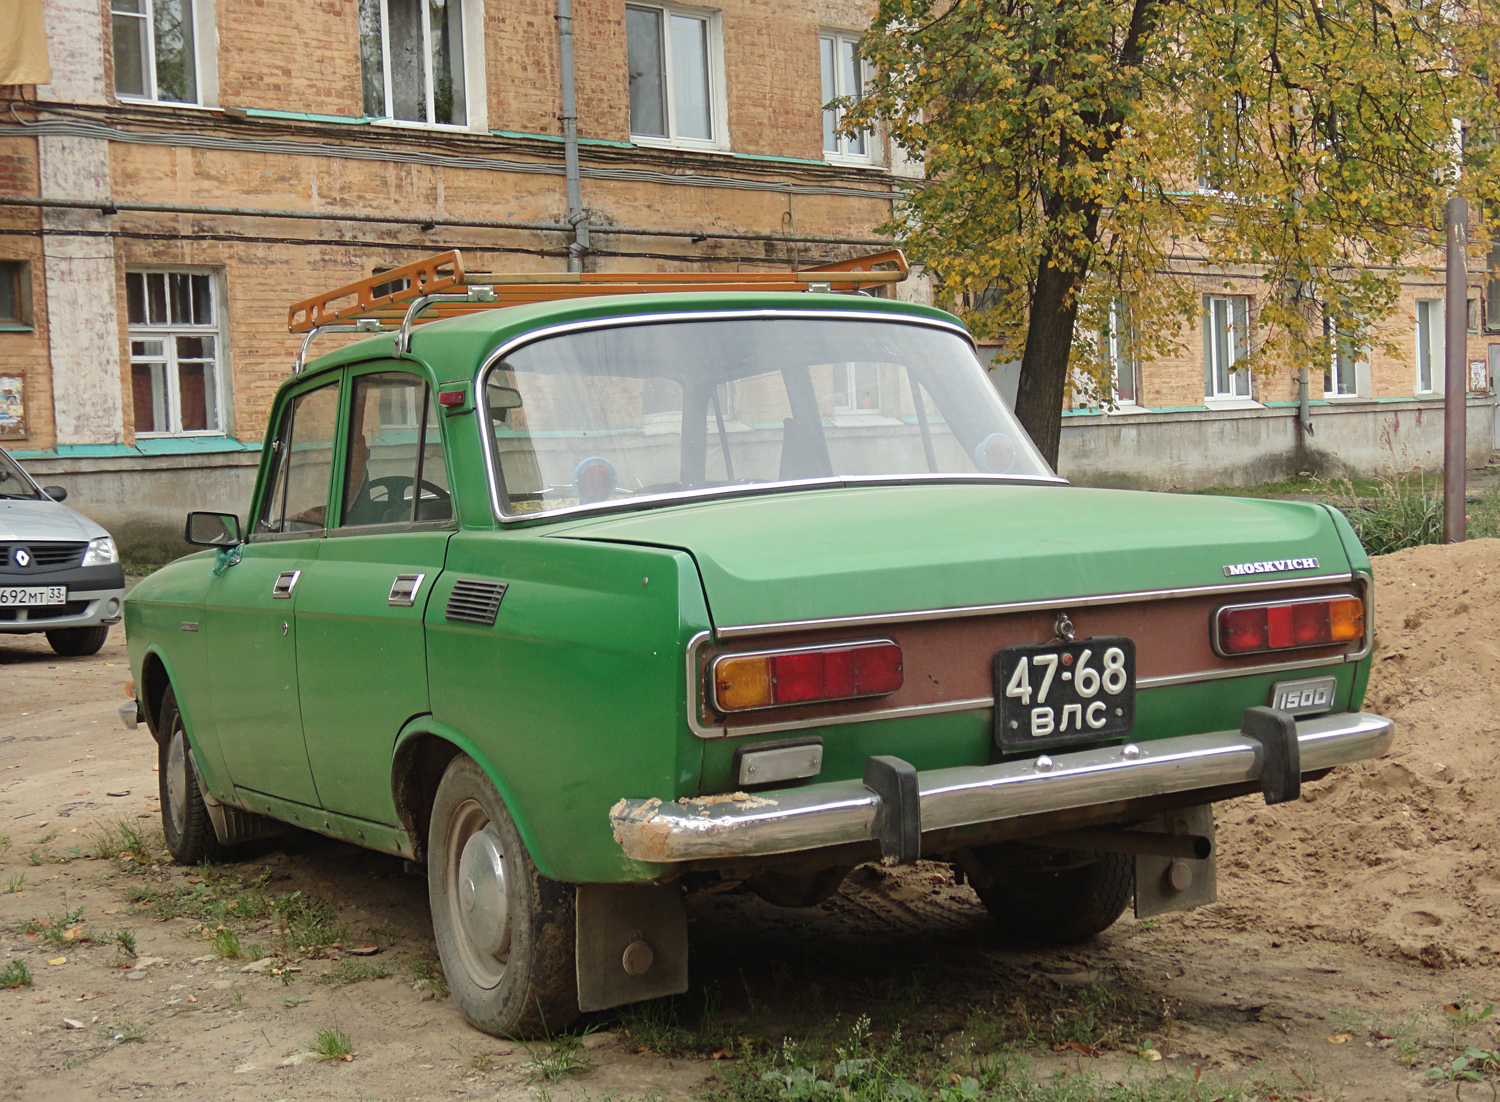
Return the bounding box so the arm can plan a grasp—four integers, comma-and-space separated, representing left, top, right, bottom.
1444, 196, 1469, 543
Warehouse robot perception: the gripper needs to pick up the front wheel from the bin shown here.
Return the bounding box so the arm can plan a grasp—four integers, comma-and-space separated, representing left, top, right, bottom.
427, 756, 579, 1037
971, 848, 1133, 943
46, 625, 109, 657
158, 686, 223, 865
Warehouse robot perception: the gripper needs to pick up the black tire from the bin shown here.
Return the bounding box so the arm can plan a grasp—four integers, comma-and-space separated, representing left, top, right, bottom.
427, 756, 579, 1037
46, 625, 109, 657
972, 849, 1133, 943
158, 686, 223, 865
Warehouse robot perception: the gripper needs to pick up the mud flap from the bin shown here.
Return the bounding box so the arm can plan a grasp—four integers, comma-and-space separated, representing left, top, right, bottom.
190, 751, 287, 847
1134, 804, 1218, 919
575, 883, 689, 1013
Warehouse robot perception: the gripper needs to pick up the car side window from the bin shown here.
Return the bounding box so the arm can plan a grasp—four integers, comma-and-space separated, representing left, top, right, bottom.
256, 382, 341, 534
340, 372, 451, 528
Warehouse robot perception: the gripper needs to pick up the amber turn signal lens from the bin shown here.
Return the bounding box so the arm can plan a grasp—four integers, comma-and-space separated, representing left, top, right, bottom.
1217, 595, 1365, 656
712, 641, 904, 713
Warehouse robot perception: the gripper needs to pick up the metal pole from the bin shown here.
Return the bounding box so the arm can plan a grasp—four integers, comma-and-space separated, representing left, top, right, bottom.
556, 0, 589, 272
1444, 195, 1469, 543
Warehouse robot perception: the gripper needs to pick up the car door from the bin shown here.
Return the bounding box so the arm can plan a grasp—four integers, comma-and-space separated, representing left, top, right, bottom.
293, 365, 454, 824
205, 378, 341, 808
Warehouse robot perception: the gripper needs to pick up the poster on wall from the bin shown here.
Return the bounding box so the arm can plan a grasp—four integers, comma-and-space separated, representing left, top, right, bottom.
0, 376, 24, 438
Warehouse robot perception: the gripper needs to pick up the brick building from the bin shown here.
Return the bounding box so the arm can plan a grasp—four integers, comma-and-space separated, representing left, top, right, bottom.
0, 0, 918, 548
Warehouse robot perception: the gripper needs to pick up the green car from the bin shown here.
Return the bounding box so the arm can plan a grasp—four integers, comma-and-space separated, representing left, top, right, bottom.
123, 253, 1392, 1037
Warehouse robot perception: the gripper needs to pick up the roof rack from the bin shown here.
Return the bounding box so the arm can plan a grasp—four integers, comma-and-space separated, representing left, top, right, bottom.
285, 248, 909, 373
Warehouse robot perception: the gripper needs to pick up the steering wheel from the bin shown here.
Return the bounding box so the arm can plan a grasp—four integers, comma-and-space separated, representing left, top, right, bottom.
367, 475, 451, 504
350, 475, 451, 524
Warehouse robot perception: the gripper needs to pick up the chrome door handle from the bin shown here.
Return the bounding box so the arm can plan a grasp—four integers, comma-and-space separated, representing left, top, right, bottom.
388, 573, 426, 607
271, 570, 301, 599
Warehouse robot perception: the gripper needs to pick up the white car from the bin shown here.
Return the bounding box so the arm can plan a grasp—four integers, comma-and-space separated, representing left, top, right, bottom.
0, 446, 124, 656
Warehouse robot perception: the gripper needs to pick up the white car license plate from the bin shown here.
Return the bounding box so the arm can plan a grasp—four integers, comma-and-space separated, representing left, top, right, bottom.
0, 586, 67, 607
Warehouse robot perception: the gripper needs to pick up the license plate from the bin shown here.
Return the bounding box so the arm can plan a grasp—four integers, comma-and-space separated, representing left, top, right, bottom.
994, 637, 1136, 752
0, 586, 67, 607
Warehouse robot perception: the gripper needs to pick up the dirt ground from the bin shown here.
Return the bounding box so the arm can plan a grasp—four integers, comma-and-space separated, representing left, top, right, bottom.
6, 544, 1500, 1101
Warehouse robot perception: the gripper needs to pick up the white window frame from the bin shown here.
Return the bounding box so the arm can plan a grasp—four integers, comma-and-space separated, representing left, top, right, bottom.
1203, 294, 1256, 404
1322, 312, 1368, 399
126, 268, 229, 439
1415, 298, 1443, 394
626, 2, 729, 151
820, 29, 876, 165
361, 0, 483, 131
110, 0, 218, 107
1105, 298, 1141, 409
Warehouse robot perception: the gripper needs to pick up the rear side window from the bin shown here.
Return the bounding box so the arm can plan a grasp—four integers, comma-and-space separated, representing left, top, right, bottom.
340, 372, 451, 527
255, 382, 341, 534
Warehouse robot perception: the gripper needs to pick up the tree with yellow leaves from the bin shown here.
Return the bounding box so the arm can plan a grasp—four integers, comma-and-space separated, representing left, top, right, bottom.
845, 0, 1500, 465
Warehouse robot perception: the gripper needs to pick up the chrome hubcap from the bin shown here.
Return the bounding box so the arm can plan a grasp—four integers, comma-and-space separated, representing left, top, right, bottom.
456, 824, 511, 962
165, 729, 189, 838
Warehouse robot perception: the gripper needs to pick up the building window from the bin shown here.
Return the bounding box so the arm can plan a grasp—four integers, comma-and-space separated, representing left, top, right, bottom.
127, 270, 226, 436
0, 261, 30, 329
1104, 298, 1140, 405
359, 0, 467, 126
821, 31, 872, 161
1203, 294, 1252, 399
831, 362, 881, 413
1415, 298, 1440, 393
111, 0, 198, 104
1323, 311, 1362, 397
627, 3, 723, 145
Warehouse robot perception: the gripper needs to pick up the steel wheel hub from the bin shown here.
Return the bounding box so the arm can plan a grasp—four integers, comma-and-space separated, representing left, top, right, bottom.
165, 729, 189, 838
457, 824, 511, 961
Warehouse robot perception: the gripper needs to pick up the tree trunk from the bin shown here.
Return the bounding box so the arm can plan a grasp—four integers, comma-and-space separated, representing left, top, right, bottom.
1013, 251, 1084, 470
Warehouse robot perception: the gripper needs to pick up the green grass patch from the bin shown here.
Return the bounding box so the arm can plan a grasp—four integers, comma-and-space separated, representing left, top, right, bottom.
313, 1024, 354, 1061
0, 959, 33, 988
320, 959, 389, 985
91, 819, 160, 866
272, 891, 348, 957
409, 956, 449, 998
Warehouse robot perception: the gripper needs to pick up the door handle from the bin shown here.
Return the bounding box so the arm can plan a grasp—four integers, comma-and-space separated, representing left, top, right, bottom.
271, 570, 301, 599
388, 573, 426, 607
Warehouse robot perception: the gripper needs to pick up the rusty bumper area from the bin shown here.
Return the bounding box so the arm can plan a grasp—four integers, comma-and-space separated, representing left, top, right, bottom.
609, 710, 1394, 865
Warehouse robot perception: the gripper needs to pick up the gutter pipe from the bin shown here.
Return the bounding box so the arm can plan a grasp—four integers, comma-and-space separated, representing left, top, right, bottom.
557, 0, 590, 271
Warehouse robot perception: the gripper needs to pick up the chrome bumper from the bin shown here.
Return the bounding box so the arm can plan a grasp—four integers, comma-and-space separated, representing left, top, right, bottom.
610, 711, 1393, 864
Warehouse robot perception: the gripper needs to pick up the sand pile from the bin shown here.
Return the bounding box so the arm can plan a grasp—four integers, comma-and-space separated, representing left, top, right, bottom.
1200, 539, 1500, 966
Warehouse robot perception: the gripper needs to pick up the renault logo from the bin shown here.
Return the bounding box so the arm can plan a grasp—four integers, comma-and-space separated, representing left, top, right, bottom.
11, 547, 30, 568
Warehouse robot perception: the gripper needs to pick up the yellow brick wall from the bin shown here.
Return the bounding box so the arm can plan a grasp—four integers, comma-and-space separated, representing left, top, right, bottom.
0, 134, 53, 449
216, 0, 364, 117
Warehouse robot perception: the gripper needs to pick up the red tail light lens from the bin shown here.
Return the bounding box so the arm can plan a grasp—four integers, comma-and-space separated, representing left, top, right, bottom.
712, 641, 904, 712
1216, 596, 1365, 656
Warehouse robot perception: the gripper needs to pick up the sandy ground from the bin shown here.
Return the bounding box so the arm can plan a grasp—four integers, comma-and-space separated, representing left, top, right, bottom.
5, 545, 1500, 1101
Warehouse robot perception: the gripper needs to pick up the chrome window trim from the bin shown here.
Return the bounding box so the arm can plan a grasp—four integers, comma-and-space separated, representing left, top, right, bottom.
709, 636, 900, 713
685, 573, 1373, 739
470, 308, 1063, 524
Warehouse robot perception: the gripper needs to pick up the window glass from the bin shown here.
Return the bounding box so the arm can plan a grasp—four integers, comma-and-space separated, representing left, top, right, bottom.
626, 6, 667, 137
110, 0, 197, 103
259, 384, 341, 534
342, 373, 451, 527
0, 262, 22, 323
127, 270, 224, 436
485, 317, 1051, 518
0, 448, 40, 499
1323, 313, 1359, 397
1416, 300, 1437, 392
358, 0, 467, 124
670, 14, 711, 140
1204, 294, 1251, 398
821, 31, 871, 159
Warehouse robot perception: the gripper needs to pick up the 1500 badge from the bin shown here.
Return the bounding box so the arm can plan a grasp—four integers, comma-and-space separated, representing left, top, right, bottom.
1222, 557, 1319, 577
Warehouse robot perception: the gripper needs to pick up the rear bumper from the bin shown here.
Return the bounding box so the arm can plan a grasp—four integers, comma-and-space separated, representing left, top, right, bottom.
609, 710, 1394, 864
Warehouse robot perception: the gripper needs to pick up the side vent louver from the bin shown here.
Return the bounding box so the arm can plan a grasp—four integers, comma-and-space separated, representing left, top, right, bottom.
445, 579, 508, 626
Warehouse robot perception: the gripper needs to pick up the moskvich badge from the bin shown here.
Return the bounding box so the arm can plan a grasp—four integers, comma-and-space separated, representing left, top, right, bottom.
1222, 557, 1320, 577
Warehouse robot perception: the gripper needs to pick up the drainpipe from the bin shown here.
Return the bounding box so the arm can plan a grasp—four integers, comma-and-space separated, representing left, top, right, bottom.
557, 0, 589, 272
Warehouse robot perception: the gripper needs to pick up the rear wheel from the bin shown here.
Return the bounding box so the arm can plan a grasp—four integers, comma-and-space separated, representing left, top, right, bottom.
971, 848, 1133, 943
158, 686, 223, 865
427, 756, 579, 1037
46, 625, 109, 657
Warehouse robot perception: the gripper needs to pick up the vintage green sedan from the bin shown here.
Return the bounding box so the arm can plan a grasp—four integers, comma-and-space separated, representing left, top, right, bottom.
124, 252, 1392, 1036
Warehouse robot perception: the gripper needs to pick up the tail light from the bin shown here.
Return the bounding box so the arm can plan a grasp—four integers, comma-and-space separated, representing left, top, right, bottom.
712, 640, 903, 712
1215, 595, 1365, 656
